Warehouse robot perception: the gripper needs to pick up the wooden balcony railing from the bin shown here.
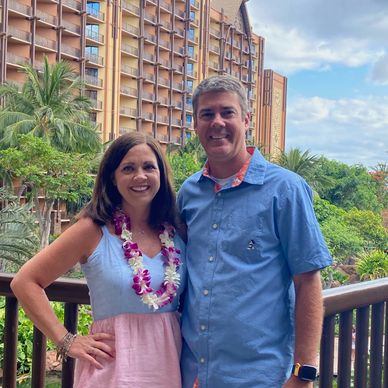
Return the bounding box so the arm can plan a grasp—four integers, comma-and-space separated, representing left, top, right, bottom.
1, 274, 387, 387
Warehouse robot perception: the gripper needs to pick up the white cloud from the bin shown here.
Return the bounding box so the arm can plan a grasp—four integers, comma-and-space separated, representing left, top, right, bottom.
247, 0, 388, 75
369, 53, 388, 85
286, 96, 388, 167
246, 0, 388, 167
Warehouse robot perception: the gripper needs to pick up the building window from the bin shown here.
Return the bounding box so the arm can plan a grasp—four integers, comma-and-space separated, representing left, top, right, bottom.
86, 46, 99, 56
187, 62, 193, 75
87, 1, 100, 16
86, 68, 98, 77
186, 80, 193, 92
188, 28, 195, 41
189, 11, 195, 21
187, 45, 194, 58
86, 24, 99, 40
186, 114, 193, 125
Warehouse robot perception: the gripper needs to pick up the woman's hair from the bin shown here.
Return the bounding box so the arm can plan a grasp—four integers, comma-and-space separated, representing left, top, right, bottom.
80, 132, 179, 229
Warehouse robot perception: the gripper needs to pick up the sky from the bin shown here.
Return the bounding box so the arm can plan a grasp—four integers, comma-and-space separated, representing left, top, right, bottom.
246, 0, 388, 169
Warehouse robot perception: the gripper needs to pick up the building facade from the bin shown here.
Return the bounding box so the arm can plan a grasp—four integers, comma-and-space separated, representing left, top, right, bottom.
0, 0, 286, 151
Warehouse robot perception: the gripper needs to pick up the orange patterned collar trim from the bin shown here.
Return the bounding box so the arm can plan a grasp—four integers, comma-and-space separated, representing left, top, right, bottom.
203, 147, 255, 192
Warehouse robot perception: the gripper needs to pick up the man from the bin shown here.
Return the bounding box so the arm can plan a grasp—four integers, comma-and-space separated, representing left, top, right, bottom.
178, 75, 332, 387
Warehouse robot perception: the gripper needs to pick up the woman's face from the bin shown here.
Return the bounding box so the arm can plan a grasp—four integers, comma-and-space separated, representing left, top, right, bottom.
113, 143, 161, 213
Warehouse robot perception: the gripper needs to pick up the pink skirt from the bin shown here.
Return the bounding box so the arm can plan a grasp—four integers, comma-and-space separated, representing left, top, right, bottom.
74, 312, 182, 388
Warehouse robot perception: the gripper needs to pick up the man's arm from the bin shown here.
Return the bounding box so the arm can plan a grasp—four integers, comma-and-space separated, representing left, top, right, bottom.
283, 270, 324, 388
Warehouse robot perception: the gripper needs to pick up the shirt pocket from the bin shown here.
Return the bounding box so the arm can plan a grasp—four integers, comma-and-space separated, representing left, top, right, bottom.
222, 212, 263, 263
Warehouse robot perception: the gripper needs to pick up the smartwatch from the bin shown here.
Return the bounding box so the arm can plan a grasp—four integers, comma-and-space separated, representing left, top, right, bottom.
292, 363, 318, 381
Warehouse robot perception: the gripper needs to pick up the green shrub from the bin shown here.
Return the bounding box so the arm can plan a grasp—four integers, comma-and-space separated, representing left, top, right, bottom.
356, 250, 388, 280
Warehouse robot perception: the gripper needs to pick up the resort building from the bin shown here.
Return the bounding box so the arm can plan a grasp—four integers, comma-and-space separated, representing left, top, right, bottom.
0, 0, 287, 154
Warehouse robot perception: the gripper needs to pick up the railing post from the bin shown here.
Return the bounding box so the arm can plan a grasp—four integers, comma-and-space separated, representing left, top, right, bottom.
337, 310, 353, 388
369, 302, 384, 388
31, 326, 47, 388
384, 302, 388, 388
3, 296, 19, 388
61, 302, 79, 388
354, 306, 369, 388
319, 315, 335, 388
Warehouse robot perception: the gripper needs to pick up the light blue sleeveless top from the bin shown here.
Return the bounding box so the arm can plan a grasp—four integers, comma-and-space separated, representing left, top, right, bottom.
81, 226, 186, 320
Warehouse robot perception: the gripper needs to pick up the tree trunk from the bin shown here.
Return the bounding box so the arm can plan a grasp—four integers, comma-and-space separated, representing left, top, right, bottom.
34, 195, 55, 250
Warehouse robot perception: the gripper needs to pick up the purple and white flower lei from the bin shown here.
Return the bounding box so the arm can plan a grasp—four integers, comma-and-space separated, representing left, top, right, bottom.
113, 210, 182, 310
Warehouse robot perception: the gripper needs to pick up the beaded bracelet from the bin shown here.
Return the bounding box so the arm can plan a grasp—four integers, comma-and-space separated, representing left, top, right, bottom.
56, 332, 77, 362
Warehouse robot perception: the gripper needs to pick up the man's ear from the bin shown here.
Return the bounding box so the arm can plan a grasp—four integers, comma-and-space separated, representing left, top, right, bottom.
243, 112, 251, 131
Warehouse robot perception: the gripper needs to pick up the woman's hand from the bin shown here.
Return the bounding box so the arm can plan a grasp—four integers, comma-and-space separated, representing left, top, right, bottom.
67, 332, 115, 369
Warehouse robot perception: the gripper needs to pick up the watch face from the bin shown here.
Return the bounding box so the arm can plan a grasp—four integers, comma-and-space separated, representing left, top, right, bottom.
300, 365, 317, 381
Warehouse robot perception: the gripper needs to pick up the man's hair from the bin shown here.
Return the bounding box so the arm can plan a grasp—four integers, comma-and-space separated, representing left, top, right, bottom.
79, 132, 179, 229
192, 75, 249, 118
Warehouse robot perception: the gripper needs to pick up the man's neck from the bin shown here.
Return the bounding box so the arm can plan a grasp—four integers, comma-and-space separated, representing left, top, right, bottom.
208, 150, 251, 179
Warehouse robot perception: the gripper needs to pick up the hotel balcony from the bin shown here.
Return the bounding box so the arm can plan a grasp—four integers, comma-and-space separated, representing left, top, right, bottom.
36, 9, 57, 27
120, 86, 137, 97
84, 74, 103, 88
35, 35, 57, 52
8, 26, 31, 43
122, 22, 139, 37
61, 44, 81, 58
61, 20, 81, 36
121, 64, 138, 77
62, 0, 82, 12
8, 0, 32, 17
85, 52, 104, 67
86, 30, 104, 45
121, 0, 140, 16
120, 107, 137, 118
6, 52, 30, 67
121, 43, 139, 57
86, 6, 105, 22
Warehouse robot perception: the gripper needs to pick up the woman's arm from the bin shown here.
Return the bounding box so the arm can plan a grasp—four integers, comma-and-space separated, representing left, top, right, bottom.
10, 217, 114, 368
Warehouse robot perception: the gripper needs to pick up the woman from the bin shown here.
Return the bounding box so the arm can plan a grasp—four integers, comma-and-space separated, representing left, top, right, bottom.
11, 132, 186, 387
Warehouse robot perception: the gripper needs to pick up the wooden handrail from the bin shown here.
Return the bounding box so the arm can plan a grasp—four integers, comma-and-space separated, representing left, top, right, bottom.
1, 273, 388, 387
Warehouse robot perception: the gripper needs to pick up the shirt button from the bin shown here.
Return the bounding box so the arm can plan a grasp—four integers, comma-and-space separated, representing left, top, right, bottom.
200, 325, 206, 331
212, 223, 218, 229
208, 256, 214, 262
216, 192, 221, 197
203, 289, 209, 296
200, 357, 205, 363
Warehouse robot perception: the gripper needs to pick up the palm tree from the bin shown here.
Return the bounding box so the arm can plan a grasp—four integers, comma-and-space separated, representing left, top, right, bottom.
0, 56, 101, 153
276, 148, 333, 191
0, 188, 39, 272
277, 148, 319, 177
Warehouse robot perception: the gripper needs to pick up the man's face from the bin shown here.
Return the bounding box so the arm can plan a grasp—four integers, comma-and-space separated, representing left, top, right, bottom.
194, 91, 250, 167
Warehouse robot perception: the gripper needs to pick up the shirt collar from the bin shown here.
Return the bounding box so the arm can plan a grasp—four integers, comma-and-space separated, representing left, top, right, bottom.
198, 146, 267, 192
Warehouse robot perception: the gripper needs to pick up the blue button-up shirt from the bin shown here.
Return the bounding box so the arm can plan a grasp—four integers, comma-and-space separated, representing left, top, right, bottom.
178, 148, 332, 388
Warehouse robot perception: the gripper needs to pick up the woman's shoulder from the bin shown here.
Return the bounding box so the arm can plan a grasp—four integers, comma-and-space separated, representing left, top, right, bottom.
63, 217, 103, 260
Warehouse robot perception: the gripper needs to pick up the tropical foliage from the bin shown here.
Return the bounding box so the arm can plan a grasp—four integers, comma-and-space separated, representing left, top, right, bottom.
0, 56, 101, 153
356, 250, 388, 280
0, 135, 95, 248
168, 135, 205, 190
0, 188, 39, 272
312, 158, 382, 212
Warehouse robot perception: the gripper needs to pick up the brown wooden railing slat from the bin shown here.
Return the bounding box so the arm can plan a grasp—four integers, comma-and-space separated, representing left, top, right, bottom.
369, 302, 384, 388
61, 302, 79, 388
354, 306, 370, 388
384, 302, 388, 388
3, 296, 18, 388
319, 315, 335, 388
31, 326, 47, 388
337, 310, 353, 388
